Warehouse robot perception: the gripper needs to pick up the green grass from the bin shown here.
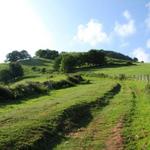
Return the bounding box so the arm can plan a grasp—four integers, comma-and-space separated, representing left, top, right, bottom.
123, 80, 150, 149
0, 78, 116, 149
1, 58, 150, 149
54, 82, 133, 150
0, 58, 64, 87
80, 63, 150, 76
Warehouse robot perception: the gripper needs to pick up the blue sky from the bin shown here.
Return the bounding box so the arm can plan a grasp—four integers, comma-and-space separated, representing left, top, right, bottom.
0, 0, 150, 62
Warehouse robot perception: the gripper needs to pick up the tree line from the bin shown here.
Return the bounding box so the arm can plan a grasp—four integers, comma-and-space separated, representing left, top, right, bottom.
0, 48, 138, 84
54, 50, 106, 73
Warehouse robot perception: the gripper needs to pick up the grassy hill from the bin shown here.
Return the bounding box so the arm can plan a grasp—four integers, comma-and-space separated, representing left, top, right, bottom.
0, 55, 150, 149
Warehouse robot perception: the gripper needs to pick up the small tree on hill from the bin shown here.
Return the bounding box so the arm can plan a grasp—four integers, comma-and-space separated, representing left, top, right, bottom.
60, 55, 76, 73
6, 50, 31, 62
86, 50, 106, 66
35, 49, 59, 59
9, 63, 24, 80
0, 69, 12, 84
133, 57, 138, 62
53, 56, 62, 71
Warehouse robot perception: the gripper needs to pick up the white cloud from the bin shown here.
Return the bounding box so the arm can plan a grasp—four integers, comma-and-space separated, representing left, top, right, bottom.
74, 19, 109, 46
132, 47, 149, 62
146, 39, 150, 48
114, 10, 136, 37
145, 2, 150, 30
123, 10, 131, 20
0, 0, 53, 62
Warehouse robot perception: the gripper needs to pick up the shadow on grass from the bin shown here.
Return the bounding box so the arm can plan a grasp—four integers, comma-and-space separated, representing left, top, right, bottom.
0, 93, 50, 108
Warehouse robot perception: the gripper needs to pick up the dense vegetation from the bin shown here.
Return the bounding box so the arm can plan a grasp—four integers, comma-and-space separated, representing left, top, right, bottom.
6, 50, 31, 62
35, 49, 59, 59
0, 62, 24, 83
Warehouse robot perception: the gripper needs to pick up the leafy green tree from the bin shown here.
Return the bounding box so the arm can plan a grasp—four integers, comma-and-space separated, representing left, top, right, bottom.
86, 50, 106, 66
60, 55, 76, 73
6, 50, 31, 62
20, 50, 31, 59
0, 69, 12, 84
9, 63, 24, 79
133, 57, 138, 62
53, 56, 62, 71
35, 49, 59, 59
6, 51, 21, 62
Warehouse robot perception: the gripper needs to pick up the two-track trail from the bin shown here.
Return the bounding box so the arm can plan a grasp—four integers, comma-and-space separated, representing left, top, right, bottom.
54, 82, 135, 150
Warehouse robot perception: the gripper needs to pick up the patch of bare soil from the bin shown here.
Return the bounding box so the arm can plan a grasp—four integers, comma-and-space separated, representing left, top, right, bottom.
105, 119, 123, 150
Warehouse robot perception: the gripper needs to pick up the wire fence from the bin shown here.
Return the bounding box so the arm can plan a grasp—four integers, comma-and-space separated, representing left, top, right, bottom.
83, 72, 150, 83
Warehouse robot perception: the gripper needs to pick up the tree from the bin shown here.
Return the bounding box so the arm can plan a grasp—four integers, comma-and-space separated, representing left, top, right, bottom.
35, 49, 59, 59
0, 69, 12, 84
6, 50, 31, 62
60, 55, 76, 73
86, 50, 106, 66
53, 56, 62, 71
20, 50, 31, 59
133, 57, 138, 62
6, 51, 21, 62
9, 62, 24, 79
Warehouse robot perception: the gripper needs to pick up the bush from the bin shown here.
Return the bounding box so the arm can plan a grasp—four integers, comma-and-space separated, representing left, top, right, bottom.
0, 69, 12, 84
67, 75, 84, 84
126, 61, 133, 65
53, 56, 62, 71
41, 68, 46, 74
12, 82, 47, 99
60, 55, 76, 73
31, 66, 37, 71
118, 74, 127, 80
44, 80, 74, 89
9, 62, 24, 79
145, 84, 150, 93
0, 86, 14, 101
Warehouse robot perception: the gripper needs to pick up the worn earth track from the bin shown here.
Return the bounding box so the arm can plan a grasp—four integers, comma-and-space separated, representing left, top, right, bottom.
105, 118, 123, 150
105, 87, 137, 150
54, 83, 122, 150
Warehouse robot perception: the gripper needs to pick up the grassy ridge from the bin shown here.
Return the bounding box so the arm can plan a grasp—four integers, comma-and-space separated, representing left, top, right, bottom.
80, 63, 150, 76
0, 78, 115, 149
54, 82, 133, 149
1, 58, 150, 149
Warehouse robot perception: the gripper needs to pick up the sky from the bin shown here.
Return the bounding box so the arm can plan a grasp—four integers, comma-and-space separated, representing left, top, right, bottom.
0, 0, 150, 62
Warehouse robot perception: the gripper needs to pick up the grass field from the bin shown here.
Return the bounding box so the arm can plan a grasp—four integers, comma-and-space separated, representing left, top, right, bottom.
0, 78, 116, 149
80, 63, 150, 76
1, 59, 150, 149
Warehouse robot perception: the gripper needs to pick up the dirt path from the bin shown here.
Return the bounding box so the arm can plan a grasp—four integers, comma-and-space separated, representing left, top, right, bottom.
105, 119, 123, 150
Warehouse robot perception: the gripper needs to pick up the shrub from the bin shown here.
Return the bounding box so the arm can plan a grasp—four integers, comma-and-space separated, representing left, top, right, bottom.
41, 68, 46, 74
44, 80, 74, 89
9, 62, 24, 79
145, 84, 150, 93
60, 55, 76, 73
118, 74, 127, 80
31, 66, 37, 71
67, 75, 84, 84
12, 82, 47, 99
0, 69, 12, 84
126, 61, 133, 65
0, 86, 14, 101
53, 56, 62, 71
0, 63, 24, 84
